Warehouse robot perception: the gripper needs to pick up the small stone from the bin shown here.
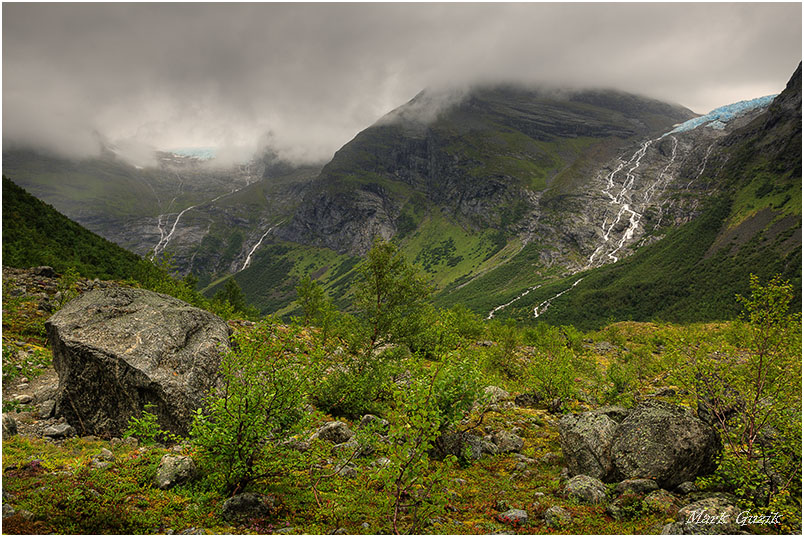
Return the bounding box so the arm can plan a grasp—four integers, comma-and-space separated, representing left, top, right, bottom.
676, 481, 697, 495
37, 399, 55, 420
13, 394, 32, 404
497, 508, 528, 525
95, 448, 114, 461
274, 528, 296, 535
332, 528, 347, 535
358, 414, 389, 434
17, 509, 35, 521
43, 423, 75, 439
544, 505, 572, 528
2, 503, 15, 518
17, 384, 29, 391
91, 461, 113, 471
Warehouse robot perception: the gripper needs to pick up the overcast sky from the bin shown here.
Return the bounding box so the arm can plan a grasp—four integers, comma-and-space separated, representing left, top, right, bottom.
3, 2, 801, 165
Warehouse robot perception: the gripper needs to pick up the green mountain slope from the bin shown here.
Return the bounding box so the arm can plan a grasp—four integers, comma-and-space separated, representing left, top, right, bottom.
476, 63, 802, 329
2, 176, 145, 279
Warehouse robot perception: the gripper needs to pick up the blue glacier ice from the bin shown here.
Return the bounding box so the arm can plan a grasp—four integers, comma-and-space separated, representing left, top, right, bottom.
169, 147, 216, 160
665, 94, 778, 136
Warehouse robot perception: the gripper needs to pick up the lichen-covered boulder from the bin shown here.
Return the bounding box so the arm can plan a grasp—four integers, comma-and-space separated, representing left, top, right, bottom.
46, 287, 231, 437
491, 430, 525, 453
544, 505, 572, 528
661, 497, 741, 534
610, 401, 719, 489
558, 406, 625, 480
155, 455, 197, 489
564, 474, 608, 504
314, 421, 354, 444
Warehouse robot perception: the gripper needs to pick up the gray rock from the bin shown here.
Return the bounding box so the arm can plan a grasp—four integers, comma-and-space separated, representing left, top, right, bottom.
2, 414, 17, 437
273, 527, 296, 534
484, 386, 510, 403
497, 508, 528, 525
13, 394, 32, 404
221, 492, 276, 522
514, 392, 542, 408
38, 400, 56, 420
643, 489, 681, 517
357, 414, 389, 434
676, 481, 697, 495
43, 423, 75, 439
2, 503, 15, 518
110, 436, 139, 449
431, 431, 498, 460
615, 478, 659, 496
559, 407, 621, 480
331, 437, 373, 458
315, 421, 354, 444
46, 287, 230, 437
95, 448, 114, 461
544, 505, 572, 529
610, 401, 720, 489
661, 497, 740, 534
491, 430, 524, 453
33, 266, 57, 278
564, 474, 607, 504
155, 455, 197, 489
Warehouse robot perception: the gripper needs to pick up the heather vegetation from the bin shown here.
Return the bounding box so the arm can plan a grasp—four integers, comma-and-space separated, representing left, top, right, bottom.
2, 237, 800, 534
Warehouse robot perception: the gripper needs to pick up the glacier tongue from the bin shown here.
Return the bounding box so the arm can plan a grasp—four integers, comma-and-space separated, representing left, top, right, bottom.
665, 94, 777, 136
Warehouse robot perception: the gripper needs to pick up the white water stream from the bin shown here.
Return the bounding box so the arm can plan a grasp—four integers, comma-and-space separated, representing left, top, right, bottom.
240, 221, 284, 271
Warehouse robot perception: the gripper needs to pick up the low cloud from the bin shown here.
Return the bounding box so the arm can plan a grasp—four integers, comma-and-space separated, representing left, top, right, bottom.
3, 3, 800, 166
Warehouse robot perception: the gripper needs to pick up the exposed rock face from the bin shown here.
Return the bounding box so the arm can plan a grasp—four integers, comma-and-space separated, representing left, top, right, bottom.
610, 402, 720, 489
46, 287, 231, 437
560, 402, 719, 489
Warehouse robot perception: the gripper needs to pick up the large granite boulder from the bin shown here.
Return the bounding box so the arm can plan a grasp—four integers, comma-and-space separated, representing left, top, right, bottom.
558, 406, 625, 480
46, 287, 231, 437
610, 401, 720, 488
560, 402, 719, 489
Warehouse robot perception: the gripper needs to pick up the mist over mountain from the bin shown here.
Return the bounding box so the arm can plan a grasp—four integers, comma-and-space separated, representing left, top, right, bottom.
3, 3, 800, 167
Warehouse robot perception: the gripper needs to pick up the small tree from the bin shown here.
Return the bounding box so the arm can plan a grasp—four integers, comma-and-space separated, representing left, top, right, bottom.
190, 322, 322, 495
674, 275, 801, 509
355, 238, 432, 349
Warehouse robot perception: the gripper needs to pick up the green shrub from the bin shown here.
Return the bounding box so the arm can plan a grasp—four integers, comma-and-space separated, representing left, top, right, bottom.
124, 403, 178, 446
190, 322, 322, 494
676, 275, 802, 512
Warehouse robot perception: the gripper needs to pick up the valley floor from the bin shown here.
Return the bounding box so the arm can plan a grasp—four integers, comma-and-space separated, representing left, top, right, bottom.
1, 267, 800, 535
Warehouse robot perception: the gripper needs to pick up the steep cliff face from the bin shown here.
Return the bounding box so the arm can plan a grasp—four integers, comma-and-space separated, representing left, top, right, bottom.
279, 86, 696, 255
